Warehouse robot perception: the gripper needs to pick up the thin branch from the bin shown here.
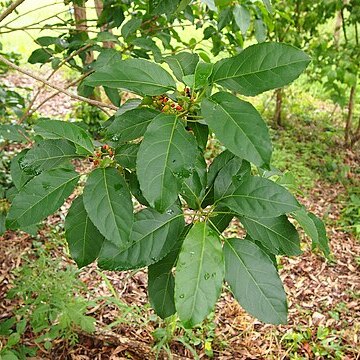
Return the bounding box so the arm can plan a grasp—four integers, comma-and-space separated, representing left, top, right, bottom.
0, 0, 26, 23
18, 43, 94, 123
0, 54, 118, 111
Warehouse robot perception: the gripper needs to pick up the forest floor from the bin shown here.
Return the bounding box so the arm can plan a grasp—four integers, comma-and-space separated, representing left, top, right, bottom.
0, 73, 359, 359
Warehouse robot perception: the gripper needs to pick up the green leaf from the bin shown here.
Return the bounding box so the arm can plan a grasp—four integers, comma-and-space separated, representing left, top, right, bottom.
209, 207, 234, 233
194, 62, 214, 89
114, 143, 139, 170
207, 150, 235, 187
212, 42, 311, 96
191, 122, 209, 150
124, 172, 149, 207
181, 153, 207, 209
239, 215, 301, 256
106, 108, 159, 143
165, 52, 199, 82
254, 19, 267, 43
10, 149, 34, 189
175, 222, 224, 327
214, 156, 251, 200
121, 18, 142, 40
224, 238, 287, 324
217, 8, 232, 31
6, 168, 79, 229
0, 213, 5, 236
85, 59, 176, 96
148, 226, 188, 319
149, 0, 181, 15
104, 87, 121, 107
98, 205, 184, 270
34, 119, 93, 155
0, 124, 28, 142
293, 209, 330, 256
83, 168, 133, 248
20, 139, 78, 174
93, 48, 122, 70
233, 4, 250, 35
202, 92, 272, 168
137, 114, 198, 212
308, 213, 330, 256
65, 195, 105, 268
219, 176, 300, 218
28, 48, 52, 64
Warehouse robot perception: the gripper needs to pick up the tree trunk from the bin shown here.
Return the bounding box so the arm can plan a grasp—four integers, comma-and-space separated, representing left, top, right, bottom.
345, 84, 356, 147
334, 9, 343, 46
94, 0, 115, 48
74, 0, 94, 65
274, 88, 283, 128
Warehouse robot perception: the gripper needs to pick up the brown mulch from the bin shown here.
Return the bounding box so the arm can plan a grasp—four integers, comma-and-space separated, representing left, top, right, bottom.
1, 72, 360, 359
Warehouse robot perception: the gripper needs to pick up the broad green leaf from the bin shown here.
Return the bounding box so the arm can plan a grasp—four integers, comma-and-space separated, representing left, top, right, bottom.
207, 150, 235, 187
6, 168, 79, 229
83, 168, 133, 248
65, 196, 105, 268
92, 48, 122, 70
137, 114, 198, 212
10, 149, 34, 189
292, 208, 329, 256
104, 87, 121, 107
149, 0, 181, 15
239, 215, 301, 255
308, 213, 330, 256
191, 122, 209, 150
148, 225, 190, 319
165, 52, 199, 82
85, 59, 176, 96
212, 42, 311, 96
115, 143, 139, 170
98, 205, 184, 270
194, 62, 214, 89
35, 119, 93, 155
254, 19, 267, 43
209, 207, 234, 233
181, 154, 207, 209
132, 37, 162, 63
219, 176, 300, 218
202, 92, 272, 168
175, 222, 224, 327
121, 18, 142, 40
224, 238, 287, 324
217, 8, 232, 31
0, 213, 5, 236
0, 124, 28, 142
124, 171, 150, 206
233, 4, 250, 35
214, 156, 251, 200
20, 139, 78, 174
28, 48, 52, 64
106, 108, 159, 143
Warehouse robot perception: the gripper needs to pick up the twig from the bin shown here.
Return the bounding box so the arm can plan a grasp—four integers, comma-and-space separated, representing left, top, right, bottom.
0, 54, 118, 111
18, 43, 94, 123
0, 0, 26, 23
